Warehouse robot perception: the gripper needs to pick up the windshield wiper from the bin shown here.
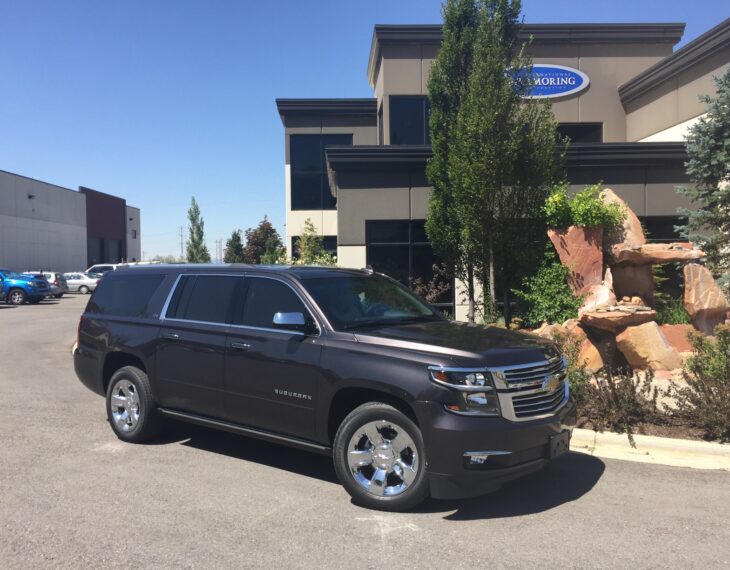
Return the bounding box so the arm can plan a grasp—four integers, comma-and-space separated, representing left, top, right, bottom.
342, 315, 440, 330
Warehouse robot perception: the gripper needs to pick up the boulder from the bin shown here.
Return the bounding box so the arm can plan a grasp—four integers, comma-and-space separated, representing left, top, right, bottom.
683, 264, 730, 335
569, 323, 605, 372
532, 322, 568, 340
580, 309, 657, 332
578, 283, 617, 315
659, 324, 696, 354
547, 226, 603, 296
616, 322, 683, 371
608, 242, 705, 266
611, 264, 654, 307
600, 188, 645, 249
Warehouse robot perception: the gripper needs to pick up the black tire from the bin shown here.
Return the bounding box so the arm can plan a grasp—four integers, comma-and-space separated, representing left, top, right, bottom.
56, 293, 64, 298
7, 289, 26, 305
333, 402, 429, 511
79, 285, 89, 294
106, 366, 162, 443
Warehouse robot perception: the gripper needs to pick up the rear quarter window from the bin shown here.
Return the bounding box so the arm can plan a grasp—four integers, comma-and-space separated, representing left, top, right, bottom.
87, 273, 165, 317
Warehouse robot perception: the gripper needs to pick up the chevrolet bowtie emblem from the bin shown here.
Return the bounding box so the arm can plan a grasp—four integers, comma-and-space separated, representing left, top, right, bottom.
543, 375, 560, 392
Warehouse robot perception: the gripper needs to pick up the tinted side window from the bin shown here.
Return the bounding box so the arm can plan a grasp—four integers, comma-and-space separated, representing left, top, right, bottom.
239, 278, 308, 329
166, 275, 240, 324
88, 274, 165, 317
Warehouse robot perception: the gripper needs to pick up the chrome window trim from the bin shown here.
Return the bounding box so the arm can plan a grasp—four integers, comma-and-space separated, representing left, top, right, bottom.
229, 323, 305, 337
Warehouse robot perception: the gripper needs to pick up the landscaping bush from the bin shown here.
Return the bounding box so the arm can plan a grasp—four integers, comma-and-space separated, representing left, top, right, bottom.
544, 183, 625, 229
513, 245, 582, 328
577, 370, 662, 447
656, 297, 691, 325
670, 325, 730, 442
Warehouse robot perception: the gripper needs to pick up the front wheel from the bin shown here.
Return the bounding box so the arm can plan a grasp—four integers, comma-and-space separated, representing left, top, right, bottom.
79, 285, 89, 294
106, 366, 161, 443
333, 402, 429, 511
7, 289, 26, 305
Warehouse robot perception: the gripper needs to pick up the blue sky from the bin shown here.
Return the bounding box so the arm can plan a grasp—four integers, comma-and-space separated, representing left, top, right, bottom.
0, 1, 725, 258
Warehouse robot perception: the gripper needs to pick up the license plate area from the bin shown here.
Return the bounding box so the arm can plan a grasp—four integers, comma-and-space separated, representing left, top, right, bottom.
548, 430, 571, 459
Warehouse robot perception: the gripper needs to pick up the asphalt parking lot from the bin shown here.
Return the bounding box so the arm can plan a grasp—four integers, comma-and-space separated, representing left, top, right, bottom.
1, 294, 729, 569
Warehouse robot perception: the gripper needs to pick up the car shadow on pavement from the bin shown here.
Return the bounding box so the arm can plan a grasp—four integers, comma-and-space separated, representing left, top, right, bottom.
168, 421, 339, 484
419, 452, 605, 520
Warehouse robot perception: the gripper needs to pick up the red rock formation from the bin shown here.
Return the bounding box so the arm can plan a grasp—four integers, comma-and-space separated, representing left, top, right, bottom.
547, 226, 603, 296
683, 264, 730, 334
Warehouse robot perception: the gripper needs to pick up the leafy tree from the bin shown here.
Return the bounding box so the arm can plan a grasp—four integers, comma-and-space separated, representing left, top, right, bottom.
243, 215, 283, 264
426, 0, 479, 321
677, 67, 730, 294
149, 254, 183, 263
223, 230, 246, 263
294, 219, 336, 266
260, 236, 287, 264
185, 197, 211, 263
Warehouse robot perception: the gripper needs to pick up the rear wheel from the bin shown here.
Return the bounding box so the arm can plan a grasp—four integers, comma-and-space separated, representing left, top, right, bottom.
79, 285, 89, 294
106, 366, 161, 443
333, 402, 429, 511
8, 289, 25, 305
55, 293, 64, 298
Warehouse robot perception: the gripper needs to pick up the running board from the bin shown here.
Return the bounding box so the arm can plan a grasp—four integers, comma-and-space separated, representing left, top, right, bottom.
157, 408, 332, 455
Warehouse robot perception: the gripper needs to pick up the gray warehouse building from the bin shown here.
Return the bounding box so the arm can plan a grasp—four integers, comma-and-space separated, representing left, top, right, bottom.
0, 169, 141, 272
277, 18, 730, 319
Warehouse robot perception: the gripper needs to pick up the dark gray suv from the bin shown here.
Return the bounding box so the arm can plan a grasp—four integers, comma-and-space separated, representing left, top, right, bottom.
74, 264, 576, 511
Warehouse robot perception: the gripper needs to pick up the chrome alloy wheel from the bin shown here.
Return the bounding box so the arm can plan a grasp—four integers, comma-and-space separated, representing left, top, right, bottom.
347, 420, 418, 497
110, 379, 140, 432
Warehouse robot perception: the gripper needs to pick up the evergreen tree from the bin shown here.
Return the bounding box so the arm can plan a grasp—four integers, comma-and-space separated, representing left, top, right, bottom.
450, 0, 563, 321
243, 215, 283, 264
677, 67, 730, 293
223, 229, 245, 263
426, 0, 479, 321
185, 197, 211, 263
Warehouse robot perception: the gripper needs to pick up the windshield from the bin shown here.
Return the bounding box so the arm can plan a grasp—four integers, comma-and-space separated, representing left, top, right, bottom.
301, 274, 443, 330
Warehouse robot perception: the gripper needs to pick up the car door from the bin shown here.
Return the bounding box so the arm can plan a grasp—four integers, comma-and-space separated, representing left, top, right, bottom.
155, 273, 242, 418
224, 275, 324, 439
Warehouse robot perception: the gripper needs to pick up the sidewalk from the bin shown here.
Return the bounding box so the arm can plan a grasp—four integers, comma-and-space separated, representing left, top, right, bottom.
571, 428, 730, 470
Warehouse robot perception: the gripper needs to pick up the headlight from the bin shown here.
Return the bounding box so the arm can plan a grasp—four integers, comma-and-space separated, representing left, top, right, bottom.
28, 282, 36, 288
428, 367, 501, 417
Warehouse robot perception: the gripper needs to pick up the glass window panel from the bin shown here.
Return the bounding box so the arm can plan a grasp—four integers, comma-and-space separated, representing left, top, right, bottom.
390, 96, 427, 145
366, 220, 409, 244
411, 220, 428, 243
174, 275, 239, 324
290, 135, 321, 172
88, 274, 164, 317
557, 123, 603, 143
240, 278, 308, 329
367, 245, 409, 285
291, 172, 322, 210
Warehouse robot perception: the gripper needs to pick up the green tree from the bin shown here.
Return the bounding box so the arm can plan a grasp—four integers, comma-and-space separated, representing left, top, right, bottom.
451, 0, 563, 322
223, 229, 246, 263
243, 215, 283, 264
294, 219, 335, 266
185, 197, 211, 263
426, 0, 479, 321
260, 236, 287, 264
677, 68, 730, 294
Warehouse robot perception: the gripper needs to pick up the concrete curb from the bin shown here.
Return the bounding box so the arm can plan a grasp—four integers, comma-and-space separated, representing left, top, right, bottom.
571, 428, 730, 471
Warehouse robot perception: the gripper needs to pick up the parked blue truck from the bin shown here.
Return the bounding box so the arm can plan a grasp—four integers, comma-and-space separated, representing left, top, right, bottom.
0, 269, 51, 304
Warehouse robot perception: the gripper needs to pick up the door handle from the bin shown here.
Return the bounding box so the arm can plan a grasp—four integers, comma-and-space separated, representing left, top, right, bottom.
230, 342, 251, 351
162, 332, 180, 340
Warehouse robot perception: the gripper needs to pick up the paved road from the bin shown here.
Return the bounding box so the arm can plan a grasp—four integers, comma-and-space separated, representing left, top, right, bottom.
1, 295, 729, 569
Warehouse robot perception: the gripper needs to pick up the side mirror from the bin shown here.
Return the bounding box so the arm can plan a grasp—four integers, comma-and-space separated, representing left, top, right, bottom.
272, 312, 306, 328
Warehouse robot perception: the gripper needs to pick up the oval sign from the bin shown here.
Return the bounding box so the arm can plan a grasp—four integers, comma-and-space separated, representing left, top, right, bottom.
522, 64, 589, 99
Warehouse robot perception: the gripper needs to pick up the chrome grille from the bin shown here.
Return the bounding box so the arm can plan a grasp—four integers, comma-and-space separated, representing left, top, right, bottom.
511, 380, 566, 418
501, 357, 565, 388
490, 357, 569, 421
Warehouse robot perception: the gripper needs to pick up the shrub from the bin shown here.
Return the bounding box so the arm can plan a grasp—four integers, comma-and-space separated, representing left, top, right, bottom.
553, 330, 592, 399
656, 297, 691, 325
513, 245, 582, 328
544, 183, 625, 230
670, 325, 730, 442
578, 370, 661, 447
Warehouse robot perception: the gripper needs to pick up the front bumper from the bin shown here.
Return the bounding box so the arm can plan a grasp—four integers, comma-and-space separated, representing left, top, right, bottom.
416, 398, 577, 499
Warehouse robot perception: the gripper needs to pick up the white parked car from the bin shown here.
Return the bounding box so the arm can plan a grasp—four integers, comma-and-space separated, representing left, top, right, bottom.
85, 261, 160, 275
64, 273, 100, 294
24, 271, 69, 298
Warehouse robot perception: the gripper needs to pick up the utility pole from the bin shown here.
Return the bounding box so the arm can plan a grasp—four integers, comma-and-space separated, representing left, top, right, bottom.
179, 226, 184, 261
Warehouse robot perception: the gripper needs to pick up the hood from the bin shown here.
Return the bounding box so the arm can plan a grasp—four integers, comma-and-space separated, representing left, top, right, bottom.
354, 320, 557, 367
